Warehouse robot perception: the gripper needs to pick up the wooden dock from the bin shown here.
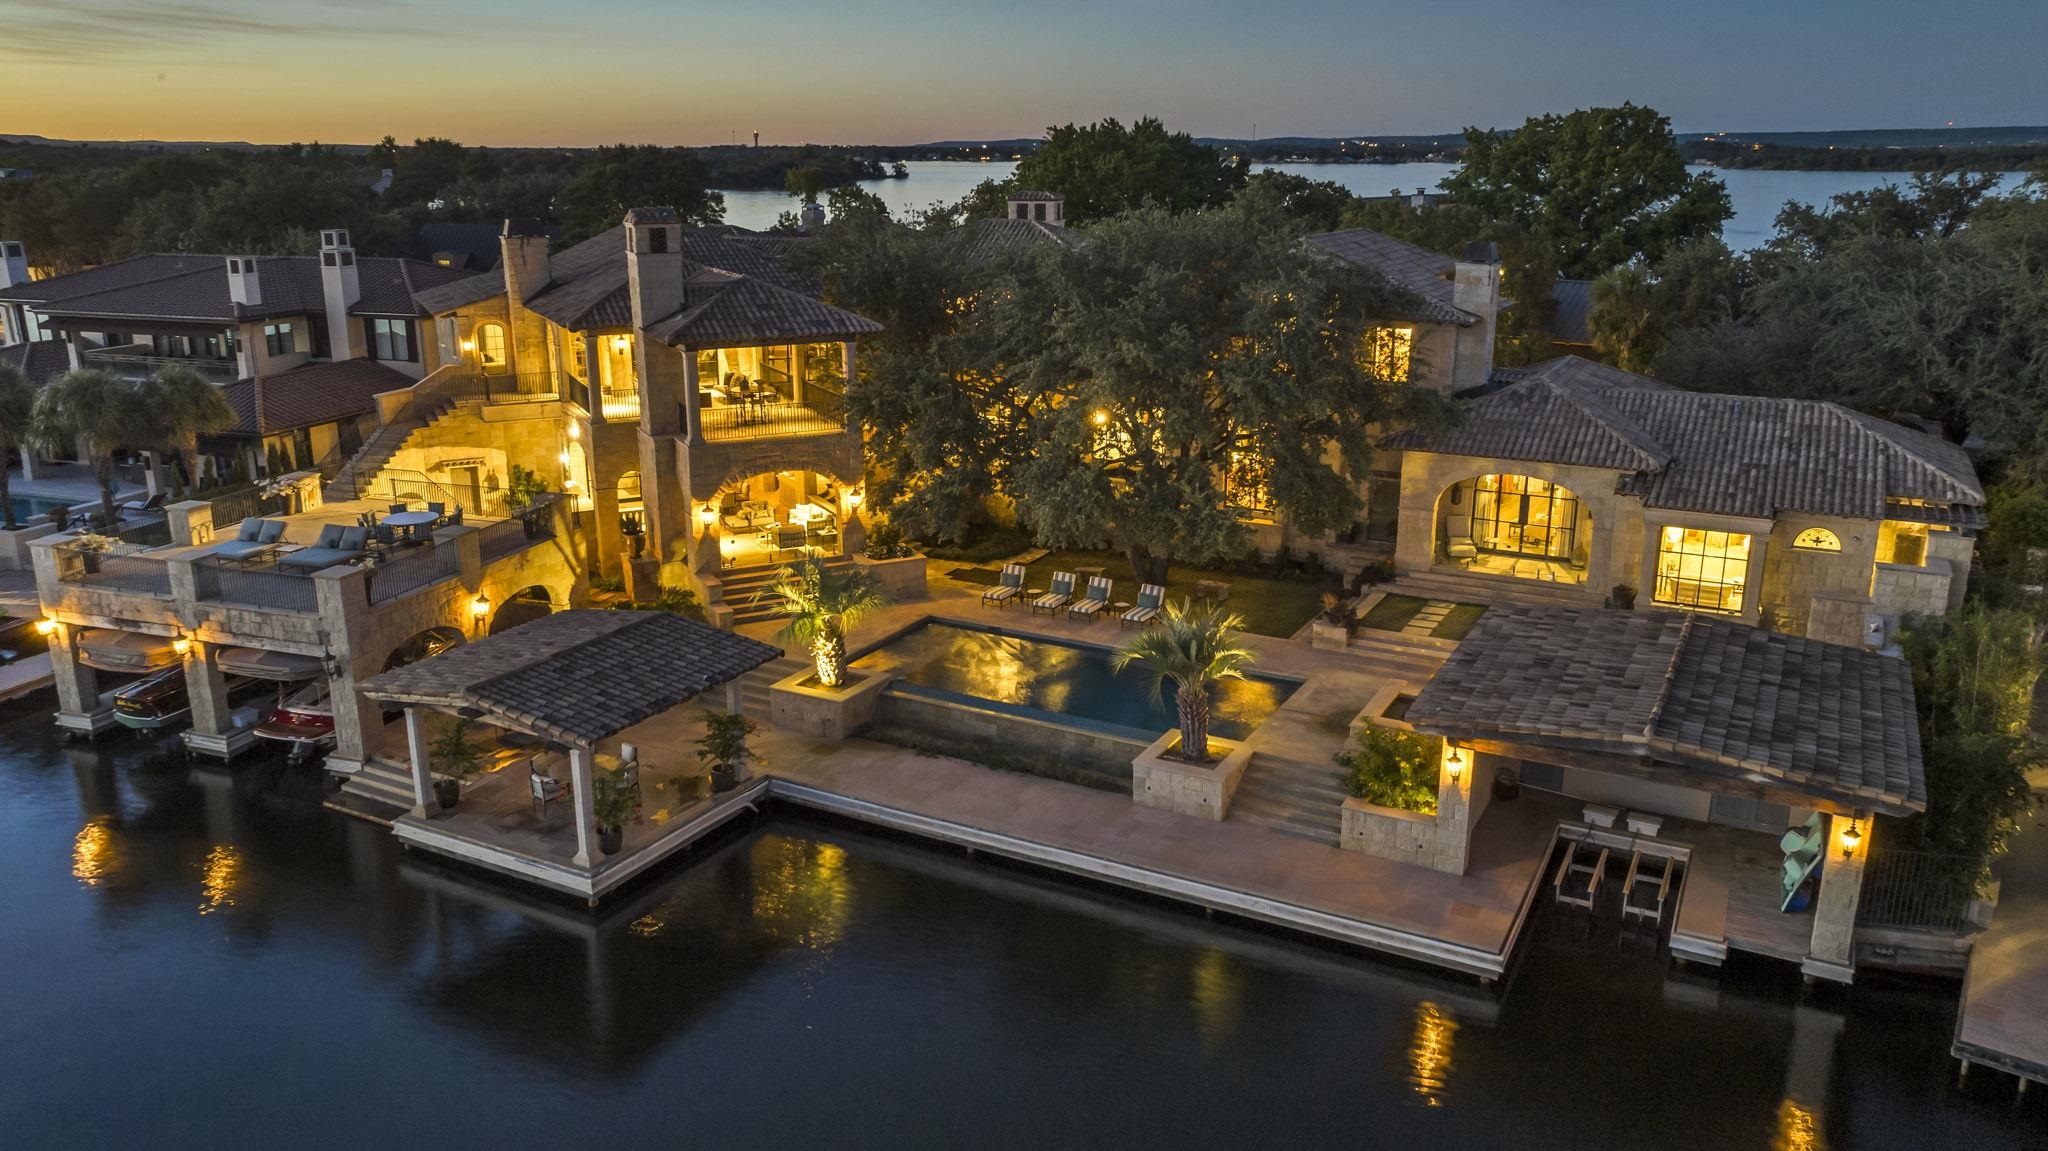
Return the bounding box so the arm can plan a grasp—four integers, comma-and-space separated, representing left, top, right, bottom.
1952, 794, 2048, 1093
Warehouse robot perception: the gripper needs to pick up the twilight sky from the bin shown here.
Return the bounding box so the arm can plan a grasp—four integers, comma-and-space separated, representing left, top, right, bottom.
1, 0, 2041, 146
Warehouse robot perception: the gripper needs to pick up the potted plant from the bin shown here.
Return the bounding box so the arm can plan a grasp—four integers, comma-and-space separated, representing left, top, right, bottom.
1110, 597, 1256, 764
71, 531, 116, 574
619, 514, 647, 558
429, 717, 482, 810
1607, 583, 1637, 610
591, 766, 638, 854
696, 709, 757, 794
504, 464, 549, 538
1311, 591, 1354, 650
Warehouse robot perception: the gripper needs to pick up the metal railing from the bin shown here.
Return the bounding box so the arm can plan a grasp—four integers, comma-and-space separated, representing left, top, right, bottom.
1857, 847, 1977, 933
62, 548, 172, 595
477, 510, 556, 563
367, 544, 459, 604
698, 394, 848, 442
81, 347, 240, 384
192, 561, 321, 613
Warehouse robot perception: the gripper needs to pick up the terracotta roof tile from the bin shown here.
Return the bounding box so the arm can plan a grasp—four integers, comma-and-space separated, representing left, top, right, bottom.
1305, 228, 1480, 326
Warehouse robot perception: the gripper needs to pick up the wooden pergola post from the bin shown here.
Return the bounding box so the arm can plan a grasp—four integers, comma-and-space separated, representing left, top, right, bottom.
569, 745, 598, 868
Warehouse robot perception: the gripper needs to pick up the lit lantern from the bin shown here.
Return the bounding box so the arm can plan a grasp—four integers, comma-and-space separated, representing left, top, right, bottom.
34, 617, 57, 636
698, 504, 718, 527
171, 633, 193, 658
470, 592, 491, 620
1839, 817, 1862, 860
1445, 744, 1464, 783
1091, 409, 1110, 427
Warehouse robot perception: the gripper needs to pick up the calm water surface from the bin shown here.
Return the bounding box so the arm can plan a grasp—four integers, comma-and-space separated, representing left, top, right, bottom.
715, 160, 2029, 252
0, 693, 2039, 1150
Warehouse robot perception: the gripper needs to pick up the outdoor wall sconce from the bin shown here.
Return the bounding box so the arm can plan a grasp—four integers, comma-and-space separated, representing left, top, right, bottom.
566, 422, 581, 441
698, 504, 718, 527
34, 617, 57, 636
469, 594, 491, 633
171, 632, 193, 658
1091, 409, 1110, 427
612, 336, 630, 353
460, 339, 476, 354
1445, 745, 1464, 783
1840, 817, 1863, 860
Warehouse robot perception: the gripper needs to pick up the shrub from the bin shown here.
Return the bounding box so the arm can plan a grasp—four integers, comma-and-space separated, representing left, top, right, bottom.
1338, 724, 1440, 813
616, 584, 706, 621
921, 521, 1034, 563
864, 519, 914, 560
1352, 559, 1396, 590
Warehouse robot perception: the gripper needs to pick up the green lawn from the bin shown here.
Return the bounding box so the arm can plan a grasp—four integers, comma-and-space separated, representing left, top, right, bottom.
1357, 593, 1488, 640
977, 549, 1335, 637
1433, 602, 1489, 641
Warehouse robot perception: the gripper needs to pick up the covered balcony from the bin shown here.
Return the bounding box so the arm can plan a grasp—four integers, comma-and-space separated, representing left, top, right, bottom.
80, 343, 240, 384
693, 342, 850, 444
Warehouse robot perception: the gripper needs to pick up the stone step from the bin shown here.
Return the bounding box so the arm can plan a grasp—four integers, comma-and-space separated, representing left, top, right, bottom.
339, 762, 417, 808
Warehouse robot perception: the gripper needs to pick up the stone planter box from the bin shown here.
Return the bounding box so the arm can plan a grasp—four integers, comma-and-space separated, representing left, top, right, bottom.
769, 666, 894, 740
0, 522, 58, 571
1341, 797, 1466, 874
855, 553, 928, 600
1309, 619, 1351, 651
1131, 729, 1252, 821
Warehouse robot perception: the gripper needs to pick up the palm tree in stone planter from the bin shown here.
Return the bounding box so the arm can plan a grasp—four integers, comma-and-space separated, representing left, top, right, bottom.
755, 555, 888, 688
0, 362, 36, 531
1110, 597, 1257, 765
34, 368, 147, 528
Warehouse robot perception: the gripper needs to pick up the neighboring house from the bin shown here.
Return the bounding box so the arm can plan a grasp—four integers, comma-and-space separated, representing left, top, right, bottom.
411, 221, 563, 271
950, 192, 1080, 263
0, 337, 67, 387
1381, 355, 1982, 645
0, 230, 476, 389
215, 358, 415, 478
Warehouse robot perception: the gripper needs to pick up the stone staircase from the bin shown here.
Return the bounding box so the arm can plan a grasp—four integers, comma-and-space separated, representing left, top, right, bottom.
1383, 568, 1605, 612
715, 557, 856, 626
730, 657, 808, 719
1231, 755, 1350, 845
329, 758, 418, 821
322, 393, 462, 504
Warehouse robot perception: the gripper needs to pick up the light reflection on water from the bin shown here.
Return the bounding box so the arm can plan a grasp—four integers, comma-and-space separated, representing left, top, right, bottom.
198, 843, 243, 916
1407, 1000, 1458, 1107
71, 816, 115, 886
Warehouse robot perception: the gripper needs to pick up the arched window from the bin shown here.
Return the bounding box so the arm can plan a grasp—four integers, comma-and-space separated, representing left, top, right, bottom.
475, 323, 507, 371
1792, 527, 1842, 552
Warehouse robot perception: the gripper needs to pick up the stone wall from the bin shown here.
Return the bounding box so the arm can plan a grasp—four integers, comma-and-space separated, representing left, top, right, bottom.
1396, 451, 1635, 590
873, 688, 1147, 781
1872, 562, 1955, 623
1337, 739, 1494, 875
380, 401, 570, 514
1760, 514, 1878, 634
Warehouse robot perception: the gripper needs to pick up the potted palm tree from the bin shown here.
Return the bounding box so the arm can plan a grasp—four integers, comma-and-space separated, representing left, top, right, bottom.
619, 513, 646, 558
1112, 597, 1257, 765
429, 717, 482, 811
755, 555, 888, 689
696, 709, 756, 793
0, 362, 35, 531
34, 369, 150, 529
592, 766, 637, 854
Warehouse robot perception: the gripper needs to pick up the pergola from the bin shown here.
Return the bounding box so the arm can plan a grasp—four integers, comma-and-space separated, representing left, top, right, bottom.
359, 610, 782, 867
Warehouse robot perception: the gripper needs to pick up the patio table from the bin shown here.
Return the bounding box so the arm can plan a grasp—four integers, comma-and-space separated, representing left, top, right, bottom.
385, 510, 440, 544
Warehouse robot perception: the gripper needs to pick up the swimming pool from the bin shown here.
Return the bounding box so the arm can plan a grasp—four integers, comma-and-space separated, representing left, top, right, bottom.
850, 619, 1299, 742
8, 495, 66, 523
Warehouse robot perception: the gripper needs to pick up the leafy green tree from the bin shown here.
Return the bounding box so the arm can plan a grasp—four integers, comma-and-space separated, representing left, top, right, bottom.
140, 364, 239, 493
1895, 606, 2042, 887
1443, 104, 1731, 279
1762, 169, 2005, 262
557, 145, 723, 240
1004, 117, 1247, 223
1588, 238, 1748, 372
1109, 598, 1256, 764
0, 362, 36, 530
784, 165, 828, 203
1230, 170, 1359, 232
33, 369, 148, 526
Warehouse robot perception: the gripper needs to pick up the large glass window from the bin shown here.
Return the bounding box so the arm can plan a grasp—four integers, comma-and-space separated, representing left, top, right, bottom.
1654, 526, 1753, 613
475, 323, 507, 371
1365, 326, 1413, 382
1468, 474, 1578, 560
368, 318, 416, 362
263, 323, 293, 356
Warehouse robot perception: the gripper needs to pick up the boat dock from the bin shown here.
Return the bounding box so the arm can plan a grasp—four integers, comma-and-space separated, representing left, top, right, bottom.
1952, 777, 2048, 1095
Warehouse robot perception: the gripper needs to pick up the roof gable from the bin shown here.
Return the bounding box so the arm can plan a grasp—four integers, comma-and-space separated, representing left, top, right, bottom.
1304, 228, 1478, 327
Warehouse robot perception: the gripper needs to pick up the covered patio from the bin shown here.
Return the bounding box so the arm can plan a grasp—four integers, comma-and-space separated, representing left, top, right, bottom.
359, 610, 782, 902
1403, 604, 1927, 981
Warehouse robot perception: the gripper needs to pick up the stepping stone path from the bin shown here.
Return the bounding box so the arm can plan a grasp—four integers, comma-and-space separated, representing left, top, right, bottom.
1402, 600, 1457, 637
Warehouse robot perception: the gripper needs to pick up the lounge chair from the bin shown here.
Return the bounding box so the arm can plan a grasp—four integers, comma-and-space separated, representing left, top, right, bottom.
1622, 849, 1674, 927
1553, 839, 1608, 910
982, 563, 1026, 607
1444, 513, 1479, 563
278, 524, 367, 572
1031, 571, 1075, 615
214, 518, 286, 565
1068, 575, 1112, 621
1122, 583, 1164, 628
119, 491, 167, 514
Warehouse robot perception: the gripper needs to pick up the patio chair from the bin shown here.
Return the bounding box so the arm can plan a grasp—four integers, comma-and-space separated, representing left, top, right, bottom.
214, 518, 285, 565
1622, 849, 1674, 927
1553, 839, 1608, 910
119, 491, 167, 514
1444, 514, 1479, 563
1031, 571, 1075, 615
530, 767, 567, 816
982, 563, 1026, 608
1779, 811, 1825, 857
1068, 575, 1113, 621
1122, 583, 1165, 628
445, 506, 464, 527
389, 502, 409, 516
426, 502, 446, 520
775, 525, 807, 557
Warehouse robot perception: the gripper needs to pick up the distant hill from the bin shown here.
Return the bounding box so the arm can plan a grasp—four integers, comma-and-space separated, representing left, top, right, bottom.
1681, 125, 2048, 148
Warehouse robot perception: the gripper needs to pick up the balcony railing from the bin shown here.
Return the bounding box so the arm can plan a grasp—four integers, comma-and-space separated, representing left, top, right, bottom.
192, 561, 320, 613
81, 347, 240, 384
366, 543, 460, 605
697, 393, 848, 443
60, 546, 173, 595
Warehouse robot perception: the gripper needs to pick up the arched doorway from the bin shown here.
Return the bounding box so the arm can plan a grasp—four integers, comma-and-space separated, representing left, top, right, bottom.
490, 586, 556, 635
1436, 474, 1590, 584
474, 322, 508, 374
712, 468, 852, 571
384, 627, 464, 672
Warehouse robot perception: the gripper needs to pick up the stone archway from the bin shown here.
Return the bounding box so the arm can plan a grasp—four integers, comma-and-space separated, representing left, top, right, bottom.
489, 585, 559, 635
1435, 472, 1592, 584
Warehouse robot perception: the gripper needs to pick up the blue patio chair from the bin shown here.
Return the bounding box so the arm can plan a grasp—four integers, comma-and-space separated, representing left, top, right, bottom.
1068, 575, 1113, 621
1122, 583, 1165, 628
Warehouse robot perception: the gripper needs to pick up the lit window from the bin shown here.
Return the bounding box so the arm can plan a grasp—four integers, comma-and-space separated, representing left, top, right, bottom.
475, 323, 507, 370
1226, 449, 1273, 520
1365, 326, 1413, 382
1655, 526, 1752, 613
1792, 527, 1841, 552
1877, 521, 1930, 566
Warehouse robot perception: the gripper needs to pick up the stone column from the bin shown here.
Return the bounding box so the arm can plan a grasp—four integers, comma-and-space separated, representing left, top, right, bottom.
19, 444, 38, 482
569, 746, 597, 868
166, 500, 216, 547
1803, 813, 1871, 982
184, 641, 232, 737
724, 678, 744, 715
404, 707, 435, 818
680, 348, 702, 440
49, 624, 100, 723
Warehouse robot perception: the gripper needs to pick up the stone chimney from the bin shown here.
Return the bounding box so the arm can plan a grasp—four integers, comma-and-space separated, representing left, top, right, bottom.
799, 201, 826, 231
319, 228, 363, 360
225, 256, 262, 307
0, 240, 27, 290
1449, 241, 1502, 392
1006, 191, 1065, 228
624, 207, 682, 329
499, 218, 551, 306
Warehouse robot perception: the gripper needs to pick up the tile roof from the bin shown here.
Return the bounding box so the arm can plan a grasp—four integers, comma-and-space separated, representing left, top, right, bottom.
0, 339, 70, 387
1304, 228, 1481, 326
0, 253, 477, 321
219, 358, 415, 436
1008, 190, 1065, 202
358, 610, 783, 746
950, 217, 1082, 263
644, 271, 882, 348
1383, 356, 1983, 520
1406, 604, 1926, 815
411, 221, 562, 271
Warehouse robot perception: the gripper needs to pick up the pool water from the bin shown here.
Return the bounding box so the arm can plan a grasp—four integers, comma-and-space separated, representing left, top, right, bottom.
8, 495, 66, 523
849, 619, 1298, 740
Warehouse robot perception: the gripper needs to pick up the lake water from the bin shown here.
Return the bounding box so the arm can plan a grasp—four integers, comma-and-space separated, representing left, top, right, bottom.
716, 160, 2029, 252
0, 692, 2040, 1148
